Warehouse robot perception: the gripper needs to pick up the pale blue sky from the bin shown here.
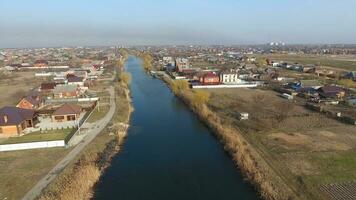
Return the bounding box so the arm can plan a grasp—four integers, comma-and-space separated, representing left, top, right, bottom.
0, 0, 355, 47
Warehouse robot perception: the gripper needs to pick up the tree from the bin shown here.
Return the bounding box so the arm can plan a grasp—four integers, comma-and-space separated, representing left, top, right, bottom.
171, 80, 189, 94
192, 90, 210, 107
338, 79, 356, 88
119, 72, 131, 85
140, 53, 153, 71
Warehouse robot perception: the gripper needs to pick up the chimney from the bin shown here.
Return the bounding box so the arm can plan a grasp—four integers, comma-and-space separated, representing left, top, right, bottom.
3, 115, 8, 123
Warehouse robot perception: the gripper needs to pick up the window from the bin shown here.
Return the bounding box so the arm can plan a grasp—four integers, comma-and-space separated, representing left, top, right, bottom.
54, 116, 65, 120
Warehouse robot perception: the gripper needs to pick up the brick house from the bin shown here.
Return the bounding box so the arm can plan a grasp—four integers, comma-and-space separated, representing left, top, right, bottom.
67, 75, 84, 86
40, 82, 57, 93
0, 107, 36, 137
17, 95, 43, 110
34, 60, 49, 68
199, 72, 220, 85
53, 85, 79, 99
317, 85, 346, 99
52, 104, 82, 122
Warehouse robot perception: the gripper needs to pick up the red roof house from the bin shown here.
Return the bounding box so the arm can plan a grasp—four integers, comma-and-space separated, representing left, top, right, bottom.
199, 72, 220, 85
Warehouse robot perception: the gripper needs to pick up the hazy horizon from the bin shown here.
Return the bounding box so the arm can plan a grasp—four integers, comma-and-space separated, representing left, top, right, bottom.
1, 0, 356, 48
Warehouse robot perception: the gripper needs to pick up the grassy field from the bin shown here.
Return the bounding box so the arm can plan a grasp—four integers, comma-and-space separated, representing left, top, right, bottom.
0, 71, 47, 107
87, 104, 110, 123
0, 129, 73, 145
205, 88, 356, 200
0, 148, 70, 200
256, 54, 356, 71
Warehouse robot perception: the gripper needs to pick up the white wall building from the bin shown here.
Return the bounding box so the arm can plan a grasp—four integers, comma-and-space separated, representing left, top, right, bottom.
220, 72, 244, 84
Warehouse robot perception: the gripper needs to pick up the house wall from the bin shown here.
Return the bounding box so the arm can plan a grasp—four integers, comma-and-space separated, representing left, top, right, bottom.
220, 73, 243, 84
17, 99, 34, 109
68, 82, 84, 86
52, 114, 78, 122
200, 76, 220, 84
0, 125, 20, 136
0, 140, 66, 152
55, 91, 78, 98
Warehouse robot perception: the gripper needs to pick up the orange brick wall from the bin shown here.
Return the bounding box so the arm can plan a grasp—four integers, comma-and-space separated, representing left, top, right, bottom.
17, 99, 34, 109
0, 125, 20, 136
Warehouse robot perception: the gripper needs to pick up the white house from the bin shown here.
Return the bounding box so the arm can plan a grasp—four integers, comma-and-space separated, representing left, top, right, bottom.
220, 71, 244, 84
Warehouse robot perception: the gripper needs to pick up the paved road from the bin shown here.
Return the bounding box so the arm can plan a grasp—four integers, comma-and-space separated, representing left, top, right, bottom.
22, 86, 116, 200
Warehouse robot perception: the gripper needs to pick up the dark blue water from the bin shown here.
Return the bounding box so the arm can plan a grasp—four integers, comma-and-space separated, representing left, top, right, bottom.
93, 56, 259, 200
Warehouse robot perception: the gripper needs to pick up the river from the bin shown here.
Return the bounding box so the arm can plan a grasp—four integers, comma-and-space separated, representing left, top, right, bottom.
93, 56, 259, 200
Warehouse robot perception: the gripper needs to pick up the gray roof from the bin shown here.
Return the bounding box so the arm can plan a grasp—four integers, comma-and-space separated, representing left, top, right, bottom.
53, 85, 78, 94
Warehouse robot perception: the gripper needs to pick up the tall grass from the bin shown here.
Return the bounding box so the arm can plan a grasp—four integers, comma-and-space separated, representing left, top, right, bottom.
39, 156, 100, 200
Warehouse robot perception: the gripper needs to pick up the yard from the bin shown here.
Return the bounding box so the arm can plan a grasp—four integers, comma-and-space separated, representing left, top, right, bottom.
205, 87, 356, 200
0, 129, 73, 145
0, 71, 47, 107
0, 148, 70, 200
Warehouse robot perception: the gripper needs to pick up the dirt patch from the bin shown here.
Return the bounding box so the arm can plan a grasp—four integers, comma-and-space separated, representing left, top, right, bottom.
269, 132, 352, 152
288, 158, 317, 176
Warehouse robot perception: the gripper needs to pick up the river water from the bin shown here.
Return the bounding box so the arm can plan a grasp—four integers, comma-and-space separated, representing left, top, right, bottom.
93, 56, 259, 200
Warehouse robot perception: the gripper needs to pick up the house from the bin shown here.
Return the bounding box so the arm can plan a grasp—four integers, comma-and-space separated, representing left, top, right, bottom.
344, 71, 356, 81
52, 104, 82, 122
40, 82, 57, 93
73, 70, 88, 79
303, 65, 316, 73
199, 72, 220, 85
317, 85, 345, 99
67, 75, 84, 86
34, 60, 49, 68
17, 95, 42, 110
0, 107, 36, 137
53, 85, 79, 99
220, 71, 244, 84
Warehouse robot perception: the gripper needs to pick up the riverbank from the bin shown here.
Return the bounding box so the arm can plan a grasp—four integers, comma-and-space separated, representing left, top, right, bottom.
159, 74, 298, 200
38, 59, 133, 200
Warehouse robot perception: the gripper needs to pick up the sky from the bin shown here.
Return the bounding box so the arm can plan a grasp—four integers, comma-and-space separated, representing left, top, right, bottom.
0, 0, 356, 48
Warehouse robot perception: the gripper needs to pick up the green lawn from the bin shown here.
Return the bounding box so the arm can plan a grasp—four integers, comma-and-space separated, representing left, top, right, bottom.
306, 150, 356, 184
0, 129, 73, 145
87, 104, 110, 123
0, 148, 70, 200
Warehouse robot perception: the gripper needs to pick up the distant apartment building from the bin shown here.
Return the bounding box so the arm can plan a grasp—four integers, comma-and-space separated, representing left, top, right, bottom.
175, 58, 190, 72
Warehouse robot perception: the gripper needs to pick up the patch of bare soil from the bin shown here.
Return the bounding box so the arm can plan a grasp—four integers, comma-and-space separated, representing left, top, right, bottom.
268, 131, 352, 152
